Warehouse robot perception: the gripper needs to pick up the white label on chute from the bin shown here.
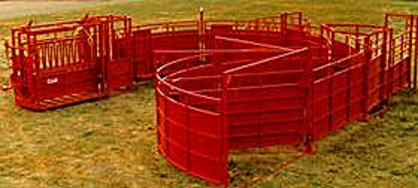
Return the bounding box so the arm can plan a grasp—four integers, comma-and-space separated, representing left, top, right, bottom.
47, 77, 59, 85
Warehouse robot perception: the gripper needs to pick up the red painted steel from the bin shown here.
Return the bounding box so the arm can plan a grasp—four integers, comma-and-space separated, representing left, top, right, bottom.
155, 52, 228, 185
223, 48, 312, 149
6, 15, 133, 110
4, 11, 418, 187
90, 15, 134, 96
384, 13, 417, 91
151, 12, 416, 187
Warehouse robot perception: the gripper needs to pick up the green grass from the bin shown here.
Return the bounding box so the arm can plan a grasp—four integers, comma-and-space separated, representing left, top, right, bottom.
1, 0, 418, 187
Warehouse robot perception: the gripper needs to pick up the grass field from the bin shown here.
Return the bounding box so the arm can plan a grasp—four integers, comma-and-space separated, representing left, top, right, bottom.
1, 0, 418, 187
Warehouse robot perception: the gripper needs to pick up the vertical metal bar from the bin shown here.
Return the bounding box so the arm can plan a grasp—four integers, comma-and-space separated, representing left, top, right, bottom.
93, 25, 99, 63
328, 61, 333, 131
355, 26, 360, 51
256, 71, 262, 146
328, 30, 334, 130
298, 12, 302, 26
98, 23, 105, 98
221, 73, 229, 188
400, 34, 403, 88
375, 32, 379, 57
41, 43, 46, 69
281, 12, 288, 38
60, 40, 65, 67
148, 29, 154, 78
127, 17, 133, 81
331, 29, 335, 63
311, 64, 316, 141
64, 40, 69, 67
185, 97, 191, 171
48, 42, 53, 68
304, 50, 313, 154
345, 35, 350, 55
390, 28, 395, 95
362, 36, 371, 119
381, 29, 388, 103
155, 81, 162, 150
67, 38, 71, 65
32, 33, 40, 106
346, 62, 351, 122
104, 21, 110, 96
408, 17, 413, 88
110, 16, 115, 61
320, 25, 328, 64
163, 93, 169, 160
128, 17, 132, 61
199, 7, 205, 62
11, 29, 16, 65
54, 33, 59, 68
406, 16, 409, 32
401, 35, 404, 60
298, 12, 303, 44
18, 30, 26, 99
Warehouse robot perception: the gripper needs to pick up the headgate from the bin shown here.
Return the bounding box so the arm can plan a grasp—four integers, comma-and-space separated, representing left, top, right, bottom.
5, 15, 133, 110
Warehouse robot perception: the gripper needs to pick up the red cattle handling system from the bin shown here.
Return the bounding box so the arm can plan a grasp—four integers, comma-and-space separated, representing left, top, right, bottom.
2, 10, 418, 187
148, 12, 417, 187
5, 15, 132, 110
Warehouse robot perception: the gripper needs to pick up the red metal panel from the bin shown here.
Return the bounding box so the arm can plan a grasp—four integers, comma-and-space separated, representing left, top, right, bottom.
153, 31, 199, 50
348, 66, 365, 121
156, 53, 228, 186
224, 49, 311, 149
312, 51, 368, 140
392, 59, 410, 92
188, 106, 225, 183
367, 56, 384, 110
313, 80, 330, 140
330, 72, 348, 131
132, 29, 154, 79
107, 59, 134, 87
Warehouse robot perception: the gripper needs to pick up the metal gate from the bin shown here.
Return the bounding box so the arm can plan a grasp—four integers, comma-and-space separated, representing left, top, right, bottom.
92, 15, 133, 96
385, 13, 417, 91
